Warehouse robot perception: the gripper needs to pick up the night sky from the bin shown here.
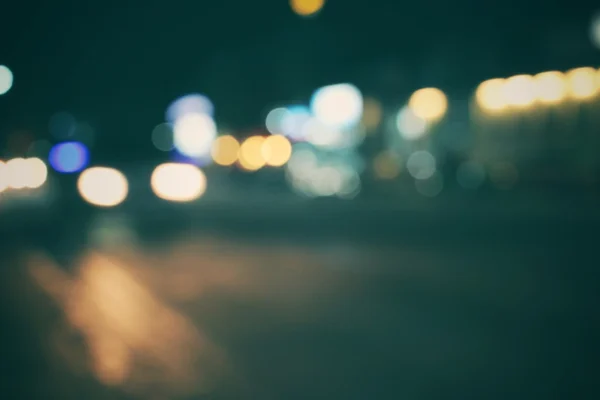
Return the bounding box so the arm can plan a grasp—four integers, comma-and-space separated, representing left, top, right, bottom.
1, 0, 598, 161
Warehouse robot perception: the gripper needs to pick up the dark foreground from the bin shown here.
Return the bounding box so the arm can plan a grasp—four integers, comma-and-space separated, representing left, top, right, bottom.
1, 195, 599, 399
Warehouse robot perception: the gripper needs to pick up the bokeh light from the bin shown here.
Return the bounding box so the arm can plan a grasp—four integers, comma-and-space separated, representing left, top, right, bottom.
0, 65, 13, 95
238, 136, 266, 171
2, 157, 47, 190
262, 135, 292, 167
362, 98, 383, 131
77, 167, 128, 207
408, 88, 448, 121
265, 107, 288, 134
290, 0, 325, 17
565, 67, 599, 100
502, 75, 536, 108
173, 113, 217, 158
211, 135, 240, 166
396, 106, 428, 140
373, 151, 401, 180
406, 151, 436, 180
6, 158, 29, 189
49, 141, 89, 173
475, 78, 507, 113
287, 146, 318, 177
533, 71, 567, 104
310, 84, 363, 128
23, 158, 48, 189
166, 94, 214, 123
281, 106, 311, 140
151, 123, 174, 152
285, 144, 361, 198
591, 12, 600, 49
151, 163, 207, 202
0, 161, 8, 193
302, 119, 365, 150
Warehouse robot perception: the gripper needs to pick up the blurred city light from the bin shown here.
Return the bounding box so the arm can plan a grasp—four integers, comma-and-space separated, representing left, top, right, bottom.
335, 163, 361, 199
310, 84, 363, 128
0, 65, 13, 95
265, 107, 288, 135
151, 163, 207, 202
48, 112, 77, 140
362, 97, 383, 131
591, 12, 600, 49
565, 67, 599, 100
290, 0, 325, 17
77, 167, 128, 207
0, 161, 8, 193
151, 123, 175, 152
396, 106, 428, 140
287, 145, 318, 177
285, 144, 361, 198
2, 157, 48, 190
211, 135, 240, 166
23, 158, 48, 189
502, 74, 536, 108
238, 136, 266, 171
166, 94, 214, 123
281, 105, 312, 140
302, 117, 343, 148
406, 151, 436, 180
475, 78, 508, 113
49, 141, 89, 173
408, 87, 448, 121
173, 113, 217, 158
261, 135, 292, 167
6, 158, 29, 189
533, 71, 567, 104
373, 151, 401, 180
302, 119, 366, 150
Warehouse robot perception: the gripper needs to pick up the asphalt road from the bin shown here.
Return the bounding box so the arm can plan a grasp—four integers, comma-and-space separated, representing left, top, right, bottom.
1, 195, 599, 399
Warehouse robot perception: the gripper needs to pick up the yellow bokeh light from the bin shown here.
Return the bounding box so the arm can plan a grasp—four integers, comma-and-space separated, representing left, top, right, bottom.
23, 157, 48, 189
502, 74, 536, 107
211, 135, 240, 166
565, 67, 599, 100
408, 87, 448, 121
475, 78, 507, 113
373, 152, 401, 180
261, 135, 292, 167
6, 158, 28, 189
4, 157, 48, 190
151, 163, 207, 202
290, 0, 325, 16
362, 97, 383, 131
77, 167, 128, 207
533, 71, 567, 104
238, 136, 266, 171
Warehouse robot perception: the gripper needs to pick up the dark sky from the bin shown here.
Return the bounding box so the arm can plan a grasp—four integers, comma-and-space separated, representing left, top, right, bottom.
0, 0, 598, 162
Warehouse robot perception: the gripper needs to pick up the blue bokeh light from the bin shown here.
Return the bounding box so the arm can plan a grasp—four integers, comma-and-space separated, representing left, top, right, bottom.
48, 142, 89, 173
